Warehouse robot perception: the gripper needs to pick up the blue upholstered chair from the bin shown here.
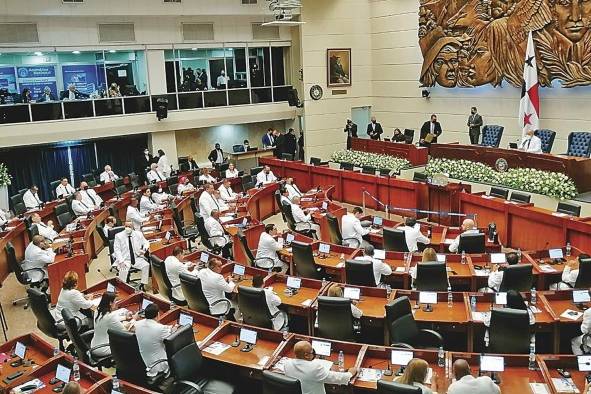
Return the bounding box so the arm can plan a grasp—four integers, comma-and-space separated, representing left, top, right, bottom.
534, 129, 556, 154
566, 132, 591, 158
480, 125, 504, 148
233, 144, 245, 153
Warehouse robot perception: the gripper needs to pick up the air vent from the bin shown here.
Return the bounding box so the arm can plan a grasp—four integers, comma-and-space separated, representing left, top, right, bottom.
242, 0, 257, 4
0, 23, 39, 44
252, 23, 280, 40
182, 23, 214, 41
98, 23, 135, 43
63, 0, 84, 3
164, 0, 181, 3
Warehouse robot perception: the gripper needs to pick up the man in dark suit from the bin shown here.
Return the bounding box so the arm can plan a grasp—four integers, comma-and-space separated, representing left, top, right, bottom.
420, 114, 442, 147
208, 143, 225, 166
344, 119, 358, 149
467, 107, 483, 145
37, 87, 56, 102
137, 148, 153, 183
366, 116, 383, 140
284, 128, 297, 158
262, 128, 275, 148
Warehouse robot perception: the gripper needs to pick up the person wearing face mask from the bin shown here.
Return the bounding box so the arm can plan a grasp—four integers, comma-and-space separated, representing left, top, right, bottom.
79, 181, 102, 209
71, 192, 93, 217
177, 176, 196, 195
242, 140, 251, 152
344, 119, 358, 149
216, 69, 228, 89
284, 340, 357, 394
467, 107, 483, 145
420, 114, 442, 147
24, 235, 56, 272
147, 163, 166, 184
99, 164, 119, 184
366, 116, 383, 140
113, 220, 150, 290
137, 148, 154, 183
152, 186, 172, 205
140, 188, 161, 214
156, 149, 170, 178
126, 198, 149, 230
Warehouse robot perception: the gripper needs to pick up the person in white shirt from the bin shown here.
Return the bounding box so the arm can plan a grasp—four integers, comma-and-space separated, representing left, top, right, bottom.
519, 129, 543, 154
91, 292, 131, 358
198, 258, 237, 317
485, 252, 518, 292
394, 358, 438, 394
177, 176, 195, 195
284, 177, 303, 200
23, 186, 43, 209
204, 209, 233, 259
284, 340, 357, 394
213, 190, 229, 212
256, 224, 287, 272
198, 184, 220, 219
216, 70, 228, 88
225, 162, 239, 178
103, 216, 117, 239
23, 235, 55, 271
256, 166, 277, 185
156, 149, 171, 177
482, 290, 535, 347
99, 165, 119, 184
152, 186, 172, 205
218, 179, 238, 202
251, 275, 286, 331
398, 217, 430, 252
165, 246, 196, 303
79, 181, 102, 209
126, 198, 149, 230
290, 196, 320, 237
56, 178, 76, 199
30, 213, 58, 241
53, 271, 94, 327
341, 207, 370, 248
449, 218, 479, 253
410, 248, 446, 285
359, 244, 392, 286
327, 285, 363, 318
198, 167, 217, 184
147, 163, 166, 183
134, 303, 172, 377
71, 192, 92, 217
0, 209, 8, 227
447, 359, 500, 394
552, 254, 591, 290
140, 189, 160, 214
573, 302, 591, 355
113, 221, 150, 290
279, 187, 292, 207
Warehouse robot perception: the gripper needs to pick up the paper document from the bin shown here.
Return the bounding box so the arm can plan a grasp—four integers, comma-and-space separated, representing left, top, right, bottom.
561, 309, 583, 321
203, 341, 231, 356
551, 378, 580, 393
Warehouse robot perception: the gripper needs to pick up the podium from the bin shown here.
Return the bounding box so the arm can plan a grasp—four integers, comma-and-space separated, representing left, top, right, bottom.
428, 183, 471, 226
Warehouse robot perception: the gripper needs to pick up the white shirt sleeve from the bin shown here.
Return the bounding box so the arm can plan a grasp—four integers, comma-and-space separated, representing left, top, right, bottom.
354, 219, 370, 237
581, 309, 591, 334
449, 235, 461, 253
562, 266, 578, 287
351, 304, 363, 319
71, 289, 94, 310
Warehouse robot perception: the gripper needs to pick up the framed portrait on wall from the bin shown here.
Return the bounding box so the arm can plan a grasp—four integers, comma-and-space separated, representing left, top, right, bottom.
327, 48, 351, 87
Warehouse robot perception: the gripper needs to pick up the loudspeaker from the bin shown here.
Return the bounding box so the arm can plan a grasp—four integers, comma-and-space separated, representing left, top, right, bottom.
156, 98, 168, 121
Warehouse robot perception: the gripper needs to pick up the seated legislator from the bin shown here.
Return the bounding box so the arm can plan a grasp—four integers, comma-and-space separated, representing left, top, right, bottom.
177, 176, 196, 195
256, 224, 287, 272
552, 254, 591, 289
103, 216, 117, 238
279, 187, 292, 206
152, 186, 172, 205
284, 341, 357, 394
31, 213, 58, 241
53, 271, 94, 327
409, 247, 447, 287
199, 167, 217, 184
284, 177, 303, 200
139, 188, 162, 214
394, 358, 438, 394
199, 258, 238, 318
134, 303, 172, 377
355, 244, 392, 286
208, 143, 225, 167
71, 192, 93, 217
256, 165, 277, 186
213, 190, 229, 212
398, 217, 430, 252
573, 302, 591, 355
251, 275, 286, 331
327, 285, 363, 319
0, 209, 7, 227
519, 129, 543, 154
341, 207, 371, 248
205, 209, 233, 259
218, 178, 238, 202
113, 221, 150, 290
165, 246, 197, 302
23, 185, 43, 209
91, 292, 131, 358
126, 198, 149, 230
485, 252, 519, 292
291, 196, 320, 237
146, 163, 166, 183
448, 218, 479, 253
199, 183, 220, 219
99, 165, 119, 184
447, 359, 500, 394
482, 290, 535, 344
225, 162, 239, 178
419, 114, 442, 147
79, 181, 102, 209
56, 177, 76, 199
23, 235, 56, 272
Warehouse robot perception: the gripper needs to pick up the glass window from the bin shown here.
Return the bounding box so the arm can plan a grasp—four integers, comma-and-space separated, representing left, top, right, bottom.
272, 47, 289, 86
224, 47, 247, 89
248, 47, 271, 87
104, 49, 148, 96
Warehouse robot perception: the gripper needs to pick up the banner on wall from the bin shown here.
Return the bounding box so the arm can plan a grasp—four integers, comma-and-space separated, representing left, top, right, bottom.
62, 64, 100, 94
0, 67, 17, 93
16, 65, 58, 100
18, 81, 58, 101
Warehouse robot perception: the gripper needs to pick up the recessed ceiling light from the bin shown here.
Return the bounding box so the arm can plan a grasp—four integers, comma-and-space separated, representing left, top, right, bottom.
109, 50, 116, 53
192, 48, 197, 51
72, 50, 81, 54
34, 51, 43, 56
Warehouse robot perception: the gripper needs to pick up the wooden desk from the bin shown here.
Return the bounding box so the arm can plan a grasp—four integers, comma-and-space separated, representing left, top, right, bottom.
158, 308, 220, 345
245, 183, 280, 222
115, 292, 171, 314
428, 183, 471, 227
539, 354, 589, 394
83, 278, 136, 302
541, 290, 588, 353
229, 148, 275, 170
0, 334, 56, 391
526, 247, 584, 289
48, 252, 89, 304
350, 137, 429, 166
86, 378, 158, 394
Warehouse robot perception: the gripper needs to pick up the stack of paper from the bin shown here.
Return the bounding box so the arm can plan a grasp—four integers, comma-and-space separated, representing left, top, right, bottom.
561, 309, 583, 321
551, 378, 580, 393
529, 383, 550, 394
203, 341, 231, 355
357, 368, 382, 382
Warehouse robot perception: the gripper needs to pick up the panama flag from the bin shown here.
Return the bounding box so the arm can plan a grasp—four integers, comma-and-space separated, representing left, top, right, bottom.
519, 31, 540, 136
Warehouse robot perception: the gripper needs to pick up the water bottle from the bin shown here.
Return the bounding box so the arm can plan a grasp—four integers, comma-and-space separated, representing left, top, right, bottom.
112, 375, 120, 391
470, 296, 477, 312
531, 288, 537, 305
528, 342, 536, 370
447, 286, 453, 308
53, 347, 60, 357
461, 251, 466, 264
170, 300, 176, 310
218, 315, 224, 326
517, 248, 522, 263
403, 252, 408, 261
566, 242, 572, 257
282, 329, 289, 341
337, 350, 345, 372
437, 346, 445, 367
72, 359, 80, 382
322, 278, 327, 288
386, 284, 392, 297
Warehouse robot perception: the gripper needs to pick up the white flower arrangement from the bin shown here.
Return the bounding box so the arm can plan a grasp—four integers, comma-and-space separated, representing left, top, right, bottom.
426, 158, 578, 200
0, 163, 11, 187
330, 150, 411, 172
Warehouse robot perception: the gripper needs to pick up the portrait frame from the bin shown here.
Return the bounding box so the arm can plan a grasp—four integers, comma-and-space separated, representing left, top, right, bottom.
327, 48, 352, 88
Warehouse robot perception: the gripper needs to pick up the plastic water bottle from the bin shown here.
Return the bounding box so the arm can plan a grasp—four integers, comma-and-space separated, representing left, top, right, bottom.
112, 375, 120, 391
437, 347, 445, 367
53, 347, 60, 357
218, 315, 224, 326
461, 251, 466, 264
517, 248, 522, 263
566, 242, 572, 257
282, 329, 289, 341
403, 252, 408, 261
447, 287, 453, 307
386, 284, 392, 297
322, 278, 327, 288
470, 296, 477, 312
72, 359, 80, 382
170, 300, 176, 310
528, 342, 536, 370
337, 350, 345, 372
531, 288, 537, 305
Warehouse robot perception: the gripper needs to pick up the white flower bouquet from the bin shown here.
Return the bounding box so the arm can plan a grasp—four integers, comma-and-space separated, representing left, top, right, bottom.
0, 163, 11, 187
330, 150, 411, 172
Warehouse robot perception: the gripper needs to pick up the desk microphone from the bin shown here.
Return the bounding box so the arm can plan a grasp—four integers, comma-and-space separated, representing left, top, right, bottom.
369, 358, 392, 376
231, 335, 240, 347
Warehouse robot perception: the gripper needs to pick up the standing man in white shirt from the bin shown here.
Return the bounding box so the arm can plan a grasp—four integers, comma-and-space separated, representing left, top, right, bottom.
284, 340, 357, 394
113, 220, 150, 290
519, 129, 543, 154
71, 192, 92, 217
134, 303, 172, 377
251, 275, 286, 331
284, 177, 303, 200
218, 179, 238, 202
146, 163, 165, 183
126, 198, 149, 230
23, 185, 43, 209
208, 143, 225, 167
255, 224, 286, 272
79, 181, 102, 209
398, 217, 430, 252
164, 246, 196, 303
449, 218, 479, 253
31, 213, 58, 241
341, 207, 370, 248
290, 196, 320, 238
256, 166, 277, 186
198, 258, 237, 318
99, 165, 119, 184
204, 209, 233, 259
24, 235, 55, 271
56, 178, 76, 199
447, 359, 500, 394
198, 183, 219, 219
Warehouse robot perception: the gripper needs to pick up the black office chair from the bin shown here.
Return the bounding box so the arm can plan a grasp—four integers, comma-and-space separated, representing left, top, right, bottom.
168, 183, 179, 196
489, 187, 509, 199
166, 175, 178, 186
310, 157, 322, 166
566, 131, 591, 158
362, 166, 376, 175
6, 242, 47, 308
26, 221, 40, 242
150, 255, 186, 306
129, 174, 141, 189
236, 230, 274, 269
383, 227, 409, 252
326, 213, 360, 247
108, 205, 122, 226
498, 264, 533, 292
345, 259, 376, 287
82, 173, 97, 188
283, 204, 315, 238
62, 309, 112, 370
414, 262, 448, 291
172, 208, 199, 250
291, 241, 325, 280
57, 211, 75, 229
317, 296, 356, 342
65, 194, 75, 215
107, 329, 167, 390
262, 371, 301, 394
412, 172, 427, 182
509, 191, 531, 204
385, 296, 443, 349
114, 178, 125, 188
480, 125, 504, 148
27, 288, 69, 351
557, 202, 581, 217
379, 168, 392, 177
282, 153, 295, 161
194, 213, 225, 255
12, 200, 26, 216
404, 129, 415, 144
574, 258, 591, 288
233, 144, 245, 153
18, 188, 28, 196
457, 233, 485, 253
241, 174, 255, 192
50, 180, 61, 199
96, 224, 109, 248
238, 286, 288, 330
535, 129, 556, 154
179, 272, 230, 317
377, 380, 421, 394
488, 308, 530, 354
164, 325, 236, 394
115, 184, 128, 197
54, 203, 69, 217
250, 166, 264, 176
340, 162, 354, 171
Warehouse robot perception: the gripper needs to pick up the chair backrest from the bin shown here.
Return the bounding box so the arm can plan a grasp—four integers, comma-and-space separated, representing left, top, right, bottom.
250, 166, 264, 176
107, 329, 148, 386
49, 180, 61, 199
377, 380, 422, 394
57, 212, 74, 228
115, 185, 127, 196
96, 224, 109, 247
283, 204, 297, 231
262, 370, 302, 394
385, 296, 413, 325
509, 191, 531, 204
345, 259, 376, 287
385, 297, 420, 346
415, 262, 448, 291
27, 223, 39, 243
238, 286, 274, 329
27, 288, 59, 340
282, 153, 294, 161
129, 174, 141, 188
150, 255, 174, 301
114, 178, 125, 188
194, 214, 213, 248
179, 162, 190, 173
567, 132, 591, 158
488, 307, 530, 353
362, 166, 376, 175
480, 125, 504, 148
457, 233, 485, 253
12, 201, 26, 216
339, 162, 354, 171
65, 194, 75, 213
403, 129, 415, 144
317, 296, 355, 342
108, 206, 121, 226
108, 226, 125, 240
168, 183, 179, 196
557, 202, 581, 217
310, 157, 321, 166
219, 163, 230, 173
383, 227, 409, 252
10, 193, 23, 210
166, 175, 178, 186
237, 231, 256, 264
18, 188, 28, 196
179, 272, 210, 313
61, 309, 90, 364
233, 144, 245, 153
82, 173, 97, 187
535, 129, 556, 153
325, 213, 343, 245
575, 258, 591, 288
499, 264, 533, 291
412, 172, 427, 182
489, 187, 509, 199
274, 190, 283, 210
54, 203, 69, 217
164, 324, 204, 384
292, 241, 323, 280
6, 242, 28, 285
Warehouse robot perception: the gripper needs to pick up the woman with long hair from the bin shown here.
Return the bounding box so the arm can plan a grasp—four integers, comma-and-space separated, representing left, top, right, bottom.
54, 271, 94, 327
395, 358, 438, 393
90, 291, 131, 358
